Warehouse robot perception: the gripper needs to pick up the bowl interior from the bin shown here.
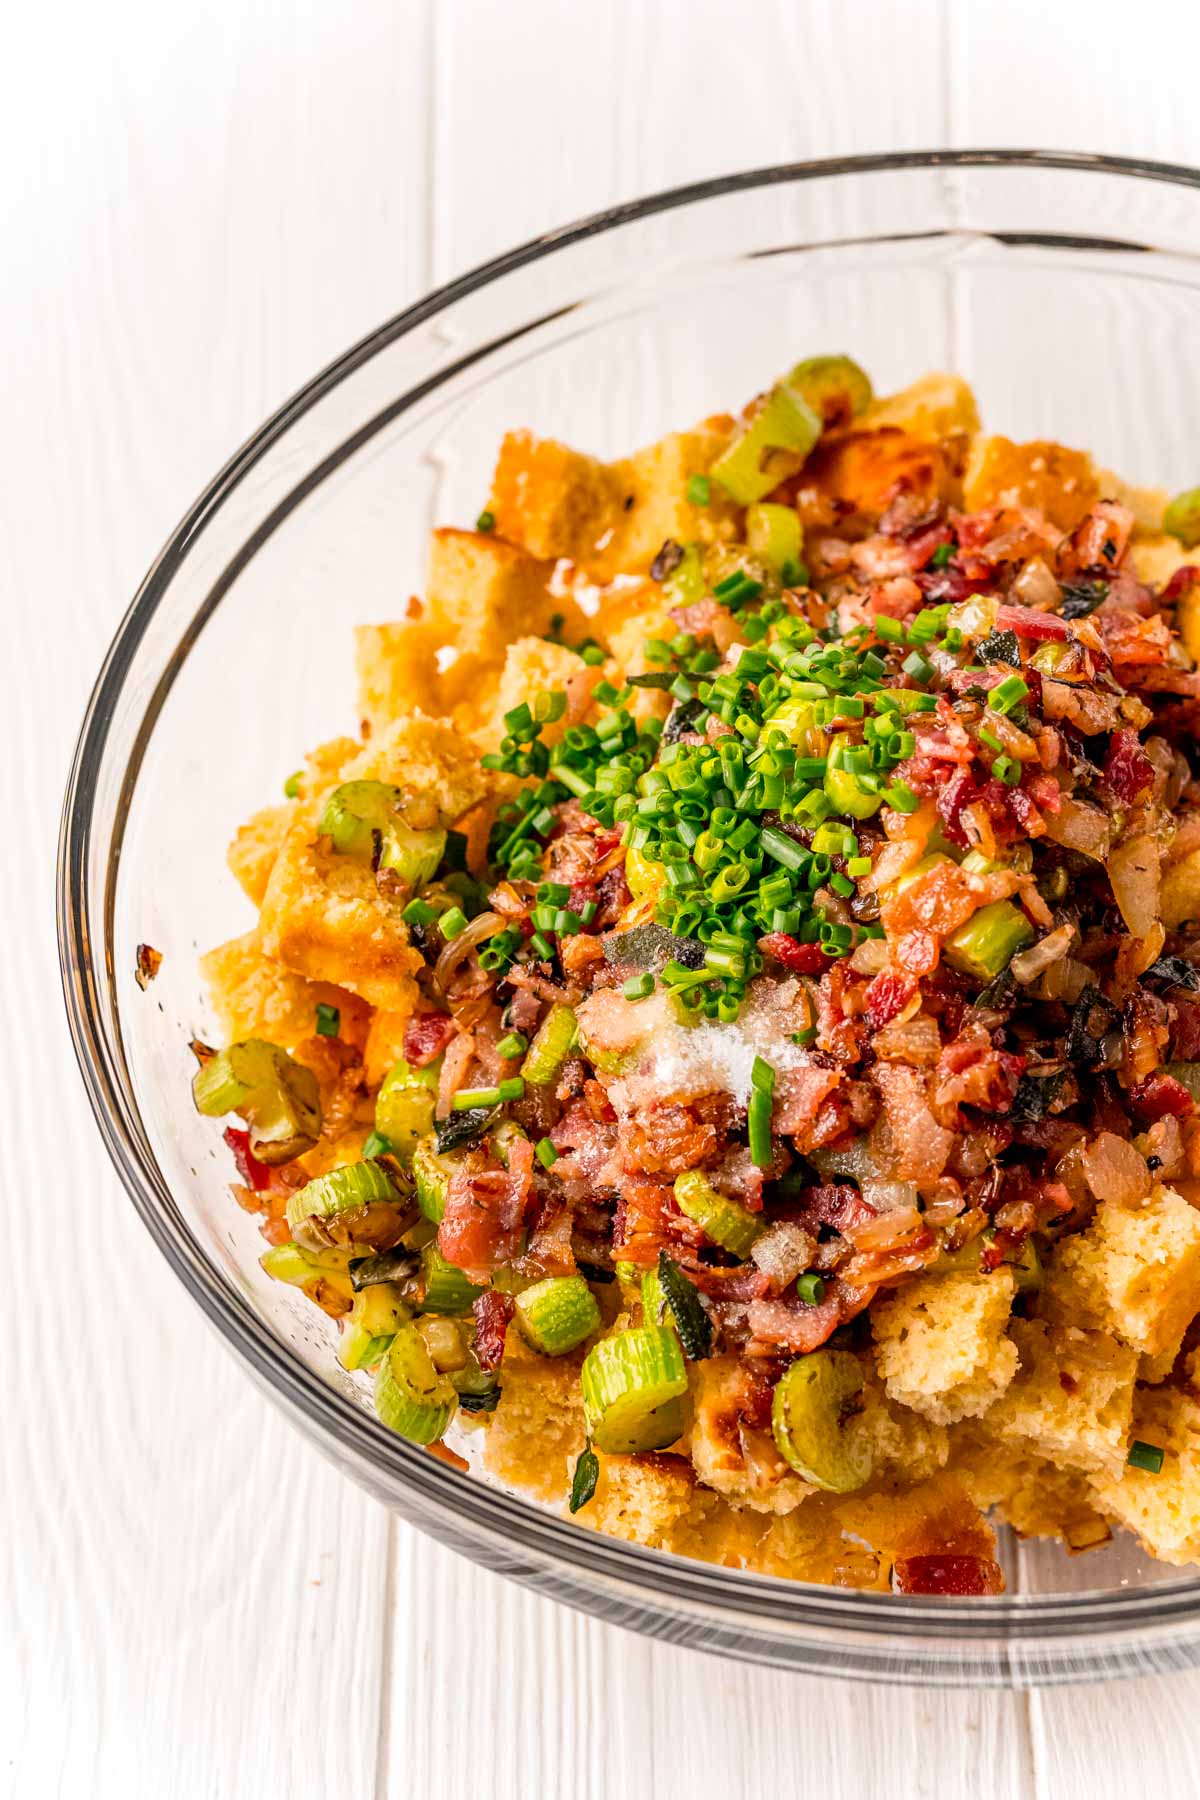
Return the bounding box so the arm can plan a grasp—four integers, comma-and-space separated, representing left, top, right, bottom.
65, 156, 1200, 1676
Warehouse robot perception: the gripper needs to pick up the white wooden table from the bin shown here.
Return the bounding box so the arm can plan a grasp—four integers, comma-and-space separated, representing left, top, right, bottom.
9, 1, 1200, 1793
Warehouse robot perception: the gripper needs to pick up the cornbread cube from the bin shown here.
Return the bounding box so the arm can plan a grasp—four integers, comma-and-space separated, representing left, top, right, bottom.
425, 527, 582, 655
473, 636, 598, 752
200, 930, 369, 1051
298, 1124, 374, 1181
985, 1318, 1137, 1476
871, 1269, 1018, 1425
1095, 470, 1170, 534
851, 1371, 951, 1481
354, 620, 450, 732
758, 1495, 889, 1589
483, 1337, 587, 1503
1046, 1187, 1200, 1363
586, 1450, 753, 1565
805, 426, 960, 516
689, 1356, 813, 1515
860, 371, 981, 440
1088, 1385, 1200, 1566
949, 1426, 1112, 1551
362, 1007, 416, 1090
1161, 848, 1200, 931
961, 435, 1100, 530
227, 804, 293, 907
258, 824, 423, 1011
487, 425, 734, 582
337, 711, 492, 827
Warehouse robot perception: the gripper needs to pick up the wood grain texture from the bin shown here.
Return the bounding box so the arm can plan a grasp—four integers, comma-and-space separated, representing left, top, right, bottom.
8, 0, 1200, 1796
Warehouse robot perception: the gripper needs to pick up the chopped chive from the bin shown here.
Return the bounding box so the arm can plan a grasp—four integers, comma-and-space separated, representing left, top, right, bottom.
795, 1272, 825, 1305
497, 1077, 525, 1103
283, 770, 303, 799
750, 1055, 776, 1096
439, 907, 468, 940
902, 650, 934, 684
929, 541, 954, 569
476, 509, 496, 532
362, 1129, 393, 1160
623, 973, 655, 1001
748, 1087, 773, 1169
1127, 1440, 1165, 1473
496, 1031, 528, 1059
686, 474, 711, 506
402, 898, 439, 928
535, 1136, 559, 1169
452, 1087, 501, 1111
314, 1002, 340, 1038
580, 642, 607, 667
992, 754, 1021, 787
847, 855, 872, 878
988, 674, 1030, 715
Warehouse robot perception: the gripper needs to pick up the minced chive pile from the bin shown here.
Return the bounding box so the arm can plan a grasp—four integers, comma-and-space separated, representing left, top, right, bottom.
477, 542, 970, 1019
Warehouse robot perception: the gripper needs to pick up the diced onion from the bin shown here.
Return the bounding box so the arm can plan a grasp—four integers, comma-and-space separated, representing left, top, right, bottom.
1081, 1131, 1150, 1208
1010, 922, 1076, 985
1042, 797, 1110, 860
1106, 834, 1161, 938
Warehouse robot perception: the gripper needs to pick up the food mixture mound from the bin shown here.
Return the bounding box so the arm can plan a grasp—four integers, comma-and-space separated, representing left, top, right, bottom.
188, 356, 1200, 1594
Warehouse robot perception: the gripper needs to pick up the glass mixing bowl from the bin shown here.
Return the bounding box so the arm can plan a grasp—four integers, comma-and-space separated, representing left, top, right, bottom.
59, 151, 1200, 1685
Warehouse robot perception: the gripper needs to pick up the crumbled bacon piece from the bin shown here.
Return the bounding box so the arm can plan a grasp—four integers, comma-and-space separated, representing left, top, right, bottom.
439, 1138, 535, 1280
471, 1290, 515, 1371
224, 1126, 271, 1192
996, 603, 1072, 641
1130, 1072, 1195, 1122
746, 1290, 843, 1354
758, 932, 827, 975
1103, 728, 1155, 804
893, 1554, 1004, 1596
865, 969, 918, 1031
403, 1010, 457, 1068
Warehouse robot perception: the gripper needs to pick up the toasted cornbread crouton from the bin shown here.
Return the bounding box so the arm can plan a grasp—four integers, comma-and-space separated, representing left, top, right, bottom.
487, 425, 733, 582
298, 1124, 373, 1180
1161, 848, 1200, 931
258, 714, 488, 1009
354, 620, 449, 732
871, 1269, 1018, 1425
258, 828, 423, 1011
804, 427, 961, 516
985, 1319, 1137, 1476
362, 1008, 416, 1089
851, 1372, 951, 1480
200, 930, 369, 1050
861, 372, 981, 440
689, 1356, 813, 1514
483, 1337, 587, 1502
961, 435, 1100, 530
1046, 1188, 1200, 1363
424, 528, 581, 655
1088, 1385, 1200, 1565
227, 804, 293, 907
473, 637, 597, 751
949, 1426, 1111, 1551
758, 1495, 889, 1589
586, 1451, 757, 1565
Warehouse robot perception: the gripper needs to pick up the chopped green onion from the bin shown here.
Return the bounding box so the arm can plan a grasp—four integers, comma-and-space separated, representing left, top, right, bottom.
1127, 1439, 1166, 1473
748, 1087, 773, 1170
476, 509, 496, 532
361, 1129, 393, 1161
929, 541, 954, 569
283, 770, 302, 799
623, 973, 655, 1001
452, 1086, 502, 1111
686, 473, 711, 506
795, 1272, 825, 1306
988, 674, 1030, 715
496, 1031, 528, 1059
535, 1136, 559, 1169
315, 1002, 340, 1038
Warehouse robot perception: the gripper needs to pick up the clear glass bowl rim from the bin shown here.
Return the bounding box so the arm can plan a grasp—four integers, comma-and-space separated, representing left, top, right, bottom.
57, 147, 1200, 1653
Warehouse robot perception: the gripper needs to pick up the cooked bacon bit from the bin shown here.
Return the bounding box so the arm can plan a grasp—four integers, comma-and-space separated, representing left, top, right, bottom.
1130, 1072, 1195, 1121
773, 1060, 843, 1138
996, 603, 1072, 642
892, 931, 940, 978
439, 1138, 535, 1280
932, 1036, 1025, 1116
865, 969, 918, 1031
687, 1263, 771, 1302
935, 768, 979, 848
472, 1290, 515, 1371
758, 932, 827, 975
426, 1440, 470, 1472
795, 1183, 877, 1235
746, 1289, 843, 1354
893, 1554, 1004, 1596
135, 943, 162, 988
620, 1102, 721, 1177
873, 1063, 954, 1185
223, 1126, 271, 1191
815, 960, 863, 1063
1103, 728, 1155, 804
881, 859, 981, 940
403, 1010, 456, 1068
1163, 565, 1200, 605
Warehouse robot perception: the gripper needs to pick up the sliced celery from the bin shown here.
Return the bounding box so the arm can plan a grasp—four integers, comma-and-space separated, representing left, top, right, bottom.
787, 354, 873, 424
420, 1242, 485, 1315
943, 900, 1034, 983
771, 1350, 872, 1493
673, 1170, 763, 1260
375, 1056, 441, 1162
515, 1276, 601, 1356
260, 1242, 355, 1302
580, 1326, 688, 1454
412, 1133, 456, 1223
711, 382, 823, 506
521, 1003, 578, 1085
746, 502, 803, 574
286, 1158, 397, 1235
338, 1283, 410, 1372
319, 779, 446, 883
192, 1038, 321, 1165
1164, 488, 1200, 549
374, 1324, 457, 1444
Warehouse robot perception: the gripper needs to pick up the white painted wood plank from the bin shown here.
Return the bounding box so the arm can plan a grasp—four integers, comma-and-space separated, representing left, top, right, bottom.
2, 3, 431, 1797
